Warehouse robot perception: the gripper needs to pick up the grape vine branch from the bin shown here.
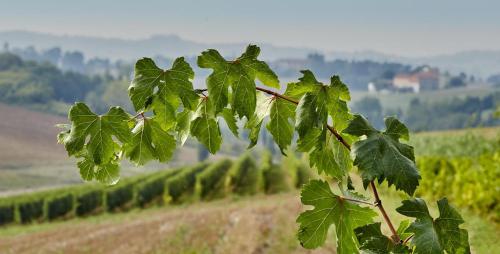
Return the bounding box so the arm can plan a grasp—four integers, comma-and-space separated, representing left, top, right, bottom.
255, 85, 401, 242
58, 45, 471, 253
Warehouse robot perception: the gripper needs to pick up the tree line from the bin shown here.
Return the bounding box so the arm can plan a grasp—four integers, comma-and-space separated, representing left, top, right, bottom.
352, 94, 500, 131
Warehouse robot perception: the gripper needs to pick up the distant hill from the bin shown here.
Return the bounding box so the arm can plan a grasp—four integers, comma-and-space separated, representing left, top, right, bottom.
414, 51, 500, 79
329, 50, 500, 78
1, 30, 499, 77
0, 30, 315, 61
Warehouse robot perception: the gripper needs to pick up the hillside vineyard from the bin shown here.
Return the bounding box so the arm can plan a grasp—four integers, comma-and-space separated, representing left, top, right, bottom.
58, 45, 471, 253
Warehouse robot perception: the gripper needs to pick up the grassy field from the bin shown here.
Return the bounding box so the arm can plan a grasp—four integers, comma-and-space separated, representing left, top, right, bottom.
0, 103, 68, 168
0, 191, 497, 254
412, 125, 499, 139
0, 103, 497, 253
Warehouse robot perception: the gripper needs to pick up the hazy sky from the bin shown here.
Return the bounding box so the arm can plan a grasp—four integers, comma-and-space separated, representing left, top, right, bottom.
0, 0, 499, 57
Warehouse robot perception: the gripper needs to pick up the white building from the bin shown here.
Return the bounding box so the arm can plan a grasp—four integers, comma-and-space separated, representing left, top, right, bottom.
393, 67, 439, 93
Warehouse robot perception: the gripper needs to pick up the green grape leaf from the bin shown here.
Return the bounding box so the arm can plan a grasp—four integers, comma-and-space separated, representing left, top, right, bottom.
289, 71, 325, 138
326, 75, 353, 132
198, 45, 279, 119
148, 120, 176, 162
238, 45, 280, 89
331, 136, 353, 175
297, 128, 321, 152
129, 57, 197, 111
124, 119, 176, 165
287, 71, 352, 132
327, 96, 352, 132
290, 71, 352, 179
397, 220, 413, 241
302, 128, 352, 180
309, 143, 339, 177
266, 97, 296, 154
355, 222, 411, 254
295, 90, 328, 137
197, 49, 231, 115
77, 155, 120, 185
297, 180, 376, 253
176, 109, 194, 146
343, 115, 420, 195
247, 121, 263, 148
220, 108, 239, 137
230, 71, 255, 120
396, 198, 471, 254
244, 91, 273, 147
384, 117, 410, 141
330, 75, 351, 101
190, 98, 222, 154
59, 103, 131, 165
284, 70, 320, 99
151, 87, 180, 131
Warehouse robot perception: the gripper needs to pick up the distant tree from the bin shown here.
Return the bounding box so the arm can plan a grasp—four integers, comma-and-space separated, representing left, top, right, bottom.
0, 53, 23, 70
307, 53, 325, 64
487, 73, 500, 86
6, 81, 53, 104
459, 72, 467, 80
41, 47, 62, 66
405, 93, 500, 131
85, 80, 132, 114
384, 107, 403, 119
446, 76, 466, 88
61, 51, 85, 73
16, 46, 40, 62
114, 60, 134, 80
272, 56, 411, 90
381, 69, 395, 79
469, 75, 475, 83
0, 53, 104, 107
409, 98, 420, 107
352, 97, 383, 128
85, 58, 111, 75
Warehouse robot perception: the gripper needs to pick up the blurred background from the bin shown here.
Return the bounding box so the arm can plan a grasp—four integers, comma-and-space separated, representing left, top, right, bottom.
0, 1, 498, 253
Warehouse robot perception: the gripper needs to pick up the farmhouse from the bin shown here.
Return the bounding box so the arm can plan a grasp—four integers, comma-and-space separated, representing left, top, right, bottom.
393, 66, 439, 93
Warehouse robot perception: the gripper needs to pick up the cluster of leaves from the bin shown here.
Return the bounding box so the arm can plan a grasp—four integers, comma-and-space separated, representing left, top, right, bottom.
58, 45, 470, 253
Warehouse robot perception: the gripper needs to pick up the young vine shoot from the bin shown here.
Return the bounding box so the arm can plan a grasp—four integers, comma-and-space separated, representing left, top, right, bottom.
57, 45, 471, 253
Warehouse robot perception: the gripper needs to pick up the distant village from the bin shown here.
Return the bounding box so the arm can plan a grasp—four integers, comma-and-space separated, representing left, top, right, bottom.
270, 54, 478, 93
3, 43, 494, 94
368, 66, 447, 93
367, 65, 476, 93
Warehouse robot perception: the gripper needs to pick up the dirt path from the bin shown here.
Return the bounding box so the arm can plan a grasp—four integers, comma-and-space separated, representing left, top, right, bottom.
0, 194, 335, 254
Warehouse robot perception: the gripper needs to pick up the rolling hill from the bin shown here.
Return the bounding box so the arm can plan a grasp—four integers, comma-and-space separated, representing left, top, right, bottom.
0, 103, 199, 194
0, 103, 67, 168
2, 30, 500, 77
